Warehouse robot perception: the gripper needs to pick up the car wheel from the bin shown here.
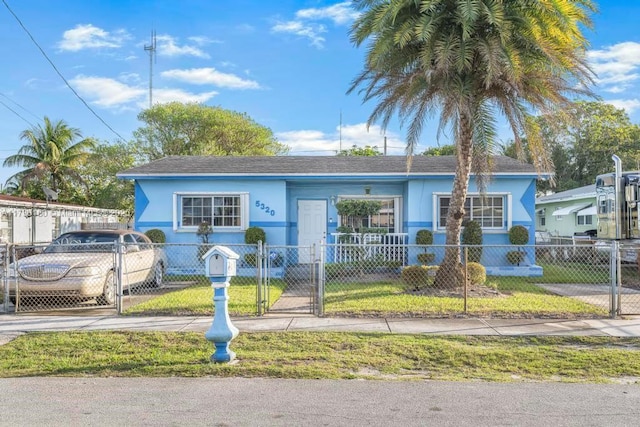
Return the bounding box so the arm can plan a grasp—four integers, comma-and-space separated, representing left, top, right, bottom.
152, 263, 164, 288
97, 272, 115, 305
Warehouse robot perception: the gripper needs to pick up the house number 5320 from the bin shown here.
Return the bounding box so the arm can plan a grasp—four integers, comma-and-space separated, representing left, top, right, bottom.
255, 200, 275, 216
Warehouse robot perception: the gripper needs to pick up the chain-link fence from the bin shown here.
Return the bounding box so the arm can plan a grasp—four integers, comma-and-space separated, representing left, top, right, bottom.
3, 238, 640, 318
122, 243, 265, 317
2, 242, 264, 315
320, 242, 617, 318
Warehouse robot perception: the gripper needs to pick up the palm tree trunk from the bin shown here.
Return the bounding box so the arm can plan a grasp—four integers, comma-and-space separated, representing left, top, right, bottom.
434, 113, 474, 289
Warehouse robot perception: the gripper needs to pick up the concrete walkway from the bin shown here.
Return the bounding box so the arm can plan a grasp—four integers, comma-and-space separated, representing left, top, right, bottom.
3, 313, 640, 343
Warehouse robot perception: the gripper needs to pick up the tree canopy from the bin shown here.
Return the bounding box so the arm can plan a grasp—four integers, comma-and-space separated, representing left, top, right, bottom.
501, 101, 640, 194
63, 141, 136, 212
3, 117, 96, 195
337, 145, 382, 156
423, 145, 456, 156
349, 0, 595, 287
133, 102, 288, 162
543, 101, 640, 188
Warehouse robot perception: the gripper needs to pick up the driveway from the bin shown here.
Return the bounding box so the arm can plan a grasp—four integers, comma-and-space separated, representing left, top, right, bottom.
537, 283, 640, 314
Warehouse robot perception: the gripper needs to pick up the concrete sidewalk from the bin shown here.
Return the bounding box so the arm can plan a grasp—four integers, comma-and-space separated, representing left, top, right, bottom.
2, 313, 640, 342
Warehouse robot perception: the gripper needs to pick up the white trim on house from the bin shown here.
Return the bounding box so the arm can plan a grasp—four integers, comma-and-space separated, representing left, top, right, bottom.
432, 192, 511, 231
172, 191, 249, 232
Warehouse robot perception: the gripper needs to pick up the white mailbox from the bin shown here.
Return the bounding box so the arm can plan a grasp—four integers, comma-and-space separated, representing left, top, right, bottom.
202, 246, 239, 278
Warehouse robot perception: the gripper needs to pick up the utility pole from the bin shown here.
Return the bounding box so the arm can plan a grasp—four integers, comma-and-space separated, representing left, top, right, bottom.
144, 30, 157, 108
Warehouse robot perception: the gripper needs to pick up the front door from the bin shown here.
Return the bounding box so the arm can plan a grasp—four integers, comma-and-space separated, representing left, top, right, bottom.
297, 200, 326, 263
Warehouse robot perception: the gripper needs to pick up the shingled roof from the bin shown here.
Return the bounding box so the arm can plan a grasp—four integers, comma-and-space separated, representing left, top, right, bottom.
117, 155, 537, 177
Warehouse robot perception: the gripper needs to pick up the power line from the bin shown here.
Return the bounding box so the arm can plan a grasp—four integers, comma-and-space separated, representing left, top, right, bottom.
0, 99, 35, 128
0, 92, 40, 123
2, 0, 127, 142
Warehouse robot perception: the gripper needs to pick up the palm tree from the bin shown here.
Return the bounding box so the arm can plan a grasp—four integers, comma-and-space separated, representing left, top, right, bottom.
349, 0, 595, 288
3, 117, 96, 195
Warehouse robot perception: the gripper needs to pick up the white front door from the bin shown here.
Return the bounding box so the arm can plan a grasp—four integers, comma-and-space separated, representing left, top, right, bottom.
298, 200, 326, 263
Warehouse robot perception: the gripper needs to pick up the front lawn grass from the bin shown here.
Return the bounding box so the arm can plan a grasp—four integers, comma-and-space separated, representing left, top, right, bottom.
124, 277, 286, 316
323, 279, 606, 318
1, 331, 640, 383
124, 260, 611, 318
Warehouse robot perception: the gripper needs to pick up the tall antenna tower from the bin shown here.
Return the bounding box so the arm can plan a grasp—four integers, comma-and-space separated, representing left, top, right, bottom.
144, 30, 157, 108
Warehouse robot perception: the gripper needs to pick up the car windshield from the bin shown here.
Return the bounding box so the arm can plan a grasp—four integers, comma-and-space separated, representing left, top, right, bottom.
44, 233, 119, 253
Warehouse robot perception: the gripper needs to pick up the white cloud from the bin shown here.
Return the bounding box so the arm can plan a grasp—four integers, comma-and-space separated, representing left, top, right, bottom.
187, 36, 221, 45
272, 2, 358, 49
604, 98, 640, 114
276, 123, 406, 155
58, 24, 129, 51
118, 72, 141, 83
271, 21, 326, 48
70, 75, 217, 110
162, 68, 260, 89
156, 35, 210, 58
24, 78, 46, 90
588, 42, 640, 92
70, 75, 145, 107
295, 2, 360, 25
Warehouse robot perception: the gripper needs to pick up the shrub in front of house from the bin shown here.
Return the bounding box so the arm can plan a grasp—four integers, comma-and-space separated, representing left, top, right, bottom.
244, 226, 266, 244
416, 229, 435, 265
144, 229, 166, 243
506, 225, 529, 266
401, 265, 431, 291
506, 250, 525, 265
461, 220, 483, 263
466, 262, 486, 285
244, 226, 266, 267
508, 225, 529, 245
196, 222, 214, 260
416, 229, 433, 245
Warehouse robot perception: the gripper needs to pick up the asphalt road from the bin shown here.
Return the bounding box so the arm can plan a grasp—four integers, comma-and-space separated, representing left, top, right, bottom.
1, 377, 638, 426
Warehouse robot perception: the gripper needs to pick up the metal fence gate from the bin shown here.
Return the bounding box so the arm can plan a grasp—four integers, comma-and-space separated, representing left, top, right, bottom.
262, 244, 316, 315
615, 242, 640, 315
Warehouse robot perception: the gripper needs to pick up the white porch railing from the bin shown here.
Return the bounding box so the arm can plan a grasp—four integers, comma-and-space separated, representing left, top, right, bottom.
330, 233, 409, 264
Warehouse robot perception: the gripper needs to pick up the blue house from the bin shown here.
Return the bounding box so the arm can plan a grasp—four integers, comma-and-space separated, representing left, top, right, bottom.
117, 155, 539, 274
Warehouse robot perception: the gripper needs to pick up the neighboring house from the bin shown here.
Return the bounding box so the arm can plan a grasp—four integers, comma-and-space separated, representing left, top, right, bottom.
117, 155, 540, 275
535, 184, 596, 240
0, 194, 127, 245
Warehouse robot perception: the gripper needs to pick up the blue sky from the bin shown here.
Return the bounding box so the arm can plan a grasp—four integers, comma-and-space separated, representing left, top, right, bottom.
1, 0, 639, 186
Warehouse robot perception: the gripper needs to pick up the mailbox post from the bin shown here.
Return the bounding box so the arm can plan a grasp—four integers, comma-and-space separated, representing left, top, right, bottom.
202, 246, 239, 363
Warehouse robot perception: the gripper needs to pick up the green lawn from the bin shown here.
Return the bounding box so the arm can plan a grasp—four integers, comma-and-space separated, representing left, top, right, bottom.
1, 331, 639, 383
124, 277, 287, 316
123, 261, 611, 318
323, 279, 605, 317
